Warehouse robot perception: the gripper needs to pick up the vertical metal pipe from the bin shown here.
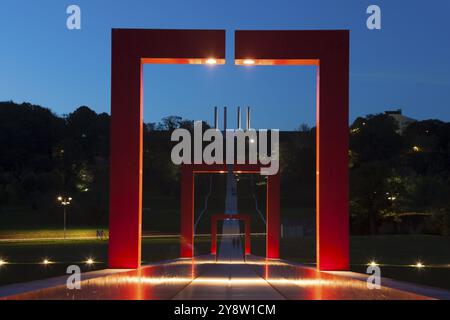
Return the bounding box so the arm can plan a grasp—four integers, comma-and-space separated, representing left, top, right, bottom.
237, 106, 241, 130
214, 106, 218, 130
246, 106, 251, 130
224, 106, 227, 131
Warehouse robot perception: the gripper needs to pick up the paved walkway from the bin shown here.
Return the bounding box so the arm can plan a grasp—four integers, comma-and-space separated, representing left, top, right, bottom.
217, 220, 243, 262
216, 166, 244, 262
173, 260, 284, 300
2, 255, 445, 300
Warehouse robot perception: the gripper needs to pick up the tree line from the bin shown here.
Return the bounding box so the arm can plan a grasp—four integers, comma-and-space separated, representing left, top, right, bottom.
0, 101, 449, 235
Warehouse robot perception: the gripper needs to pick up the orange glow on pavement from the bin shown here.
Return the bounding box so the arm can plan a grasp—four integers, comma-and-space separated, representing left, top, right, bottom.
115, 276, 336, 287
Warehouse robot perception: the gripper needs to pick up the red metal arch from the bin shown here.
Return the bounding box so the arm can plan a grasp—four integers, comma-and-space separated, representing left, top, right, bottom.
109, 29, 349, 271
109, 29, 225, 269
180, 164, 280, 260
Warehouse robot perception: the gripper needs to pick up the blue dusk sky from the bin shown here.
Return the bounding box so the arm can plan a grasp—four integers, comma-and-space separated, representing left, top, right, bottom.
0, 0, 449, 129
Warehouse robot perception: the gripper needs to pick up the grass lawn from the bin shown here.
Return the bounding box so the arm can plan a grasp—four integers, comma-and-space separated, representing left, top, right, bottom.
0, 237, 180, 287
0, 228, 190, 241
0, 228, 106, 240
250, 234, 450, 291
350, 235, 450, 291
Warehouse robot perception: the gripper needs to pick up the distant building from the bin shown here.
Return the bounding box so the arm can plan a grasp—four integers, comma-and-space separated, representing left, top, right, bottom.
385, 109, 416, 134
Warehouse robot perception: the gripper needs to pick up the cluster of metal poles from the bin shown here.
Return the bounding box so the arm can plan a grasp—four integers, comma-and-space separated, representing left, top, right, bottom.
214, 106, 251, 131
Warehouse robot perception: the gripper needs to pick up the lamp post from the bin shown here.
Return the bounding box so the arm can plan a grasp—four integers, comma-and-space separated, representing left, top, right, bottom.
57, 196, 72, 240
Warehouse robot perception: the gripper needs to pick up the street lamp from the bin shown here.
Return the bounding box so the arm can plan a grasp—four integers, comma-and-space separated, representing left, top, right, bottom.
368, 261, 379, 267
57, 196, 72, 240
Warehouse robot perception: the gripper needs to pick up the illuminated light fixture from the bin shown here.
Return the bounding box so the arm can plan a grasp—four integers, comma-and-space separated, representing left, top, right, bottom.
243, 59, 255, 65
415, 262, 425, 269
412, 146, 421, 152
250, 138, 256, 144
42, 259, 52, 265
86, 258, 95, 265
0, 259, 6, 266
205, 58, 217, 65
368, 261, 379, 267
220, 171, 226, 174
57, 196, 72, 206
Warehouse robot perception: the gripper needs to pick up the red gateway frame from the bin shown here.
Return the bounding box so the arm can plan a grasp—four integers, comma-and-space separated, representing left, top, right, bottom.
180, 164, 280, 261
109, 29, 349, 271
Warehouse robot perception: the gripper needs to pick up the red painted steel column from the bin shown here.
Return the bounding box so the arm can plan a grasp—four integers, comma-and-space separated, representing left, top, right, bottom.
211, 215, 217, 255
266, 173, 280, 259
109, 29, 225, 269
109, 33, 142, 269
316, 50, 349, 271
235, 30, 349, 271
245, 217, 251, 255
180, 165, 194, 258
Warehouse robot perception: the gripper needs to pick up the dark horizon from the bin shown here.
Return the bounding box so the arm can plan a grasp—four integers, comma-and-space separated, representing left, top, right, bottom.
4, 100, 449, 132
